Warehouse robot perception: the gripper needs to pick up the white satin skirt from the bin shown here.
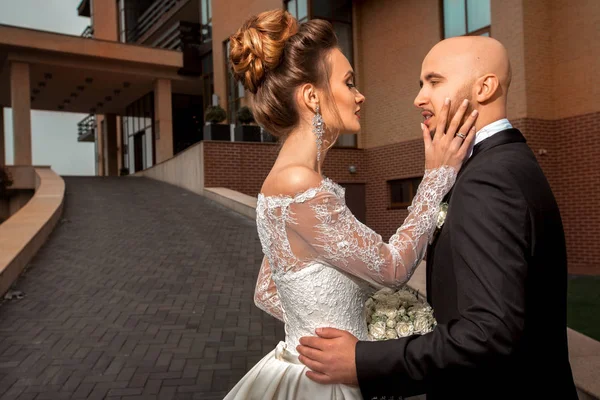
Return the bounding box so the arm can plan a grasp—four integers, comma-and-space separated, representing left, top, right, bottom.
223, 341, 363, 400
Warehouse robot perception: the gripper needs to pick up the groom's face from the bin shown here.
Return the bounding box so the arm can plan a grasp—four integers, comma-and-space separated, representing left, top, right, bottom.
414, 51, 475, 137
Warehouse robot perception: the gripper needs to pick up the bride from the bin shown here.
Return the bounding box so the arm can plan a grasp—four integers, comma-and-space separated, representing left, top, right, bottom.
224, 9, 477, 400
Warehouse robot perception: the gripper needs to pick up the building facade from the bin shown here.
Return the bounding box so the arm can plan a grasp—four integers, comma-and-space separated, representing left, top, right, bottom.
0, 0, 598, 274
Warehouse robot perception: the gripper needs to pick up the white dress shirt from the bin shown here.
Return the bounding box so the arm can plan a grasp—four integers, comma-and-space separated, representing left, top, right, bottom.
468, 118, 513, 158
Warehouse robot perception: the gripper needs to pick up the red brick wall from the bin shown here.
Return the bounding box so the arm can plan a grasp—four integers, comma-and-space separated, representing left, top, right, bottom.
514, 113, 600, 275
203, 141, 366, 197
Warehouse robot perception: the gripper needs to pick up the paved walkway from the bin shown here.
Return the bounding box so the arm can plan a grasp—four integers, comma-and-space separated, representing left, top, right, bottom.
0, 177, 285, 400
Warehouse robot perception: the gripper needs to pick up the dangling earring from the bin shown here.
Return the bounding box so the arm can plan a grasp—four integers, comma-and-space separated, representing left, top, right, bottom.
312, 105, 324, 164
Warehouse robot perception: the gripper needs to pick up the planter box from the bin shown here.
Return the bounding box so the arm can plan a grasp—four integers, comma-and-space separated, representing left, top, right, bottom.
234, 125, 261, 142
203, 124, 230, 141
261, 130, 278, 143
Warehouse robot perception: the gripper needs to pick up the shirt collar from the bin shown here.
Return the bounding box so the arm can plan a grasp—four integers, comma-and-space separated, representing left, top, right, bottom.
468, 118, 513, 158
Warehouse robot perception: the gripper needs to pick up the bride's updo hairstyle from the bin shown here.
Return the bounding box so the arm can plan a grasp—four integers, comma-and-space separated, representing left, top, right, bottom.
229, 9, 339, 138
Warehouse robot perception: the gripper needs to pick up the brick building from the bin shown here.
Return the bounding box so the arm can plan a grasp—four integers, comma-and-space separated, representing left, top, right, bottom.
0, 0, 597, 274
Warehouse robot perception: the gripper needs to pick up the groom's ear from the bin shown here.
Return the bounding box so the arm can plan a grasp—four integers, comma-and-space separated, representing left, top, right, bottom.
299, 83, 320, 113
475, 74, 500, 103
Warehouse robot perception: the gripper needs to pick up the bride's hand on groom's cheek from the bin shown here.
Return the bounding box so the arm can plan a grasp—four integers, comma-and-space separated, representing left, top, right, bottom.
423, 98, 478, 171
296, 328, 359, 386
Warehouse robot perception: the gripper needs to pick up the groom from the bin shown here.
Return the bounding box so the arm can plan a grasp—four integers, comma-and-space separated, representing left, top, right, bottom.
296, 36, 578, 399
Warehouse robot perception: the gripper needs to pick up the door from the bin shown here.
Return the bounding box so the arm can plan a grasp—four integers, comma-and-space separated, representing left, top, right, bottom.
133, 131, 145, 172
341, 183, 366, 224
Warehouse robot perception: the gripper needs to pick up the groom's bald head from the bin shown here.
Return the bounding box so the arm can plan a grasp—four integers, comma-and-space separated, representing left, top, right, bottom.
415, 36, 512, 134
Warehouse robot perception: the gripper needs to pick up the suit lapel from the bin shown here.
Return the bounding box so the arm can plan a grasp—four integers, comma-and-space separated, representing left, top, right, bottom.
425, 128, 526, 303
442, 128, 526, 203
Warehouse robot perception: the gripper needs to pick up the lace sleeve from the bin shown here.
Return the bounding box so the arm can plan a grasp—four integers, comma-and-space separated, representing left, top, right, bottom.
254, 256, 284, 322
286, 166, 456, 289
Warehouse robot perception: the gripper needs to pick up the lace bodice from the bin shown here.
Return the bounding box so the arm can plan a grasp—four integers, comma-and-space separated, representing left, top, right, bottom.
254, 167, 456, 349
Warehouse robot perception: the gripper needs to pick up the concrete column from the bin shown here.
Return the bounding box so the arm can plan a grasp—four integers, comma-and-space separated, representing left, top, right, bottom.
10, 62, 32, 166
0, 108, 5, 166
154, 79, 173, 164
105, 114, 118, 176
91, 0, 118, 41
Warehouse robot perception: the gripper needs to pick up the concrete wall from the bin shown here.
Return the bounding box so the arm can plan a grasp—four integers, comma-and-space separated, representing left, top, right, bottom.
136, 140, 205, 196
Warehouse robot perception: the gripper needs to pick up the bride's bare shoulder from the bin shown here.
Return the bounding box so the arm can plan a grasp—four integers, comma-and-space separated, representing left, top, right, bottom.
260, 165, 323, 197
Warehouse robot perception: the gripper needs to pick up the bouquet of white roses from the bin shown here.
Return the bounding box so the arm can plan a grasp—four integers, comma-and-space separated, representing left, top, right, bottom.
365, 286, 437, 340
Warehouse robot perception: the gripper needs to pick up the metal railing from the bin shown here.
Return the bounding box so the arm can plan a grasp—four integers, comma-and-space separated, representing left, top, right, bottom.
152, 21, 201, 50
77, 114, 96, 140
130, 0, 179, 42
81, 25, 94, 38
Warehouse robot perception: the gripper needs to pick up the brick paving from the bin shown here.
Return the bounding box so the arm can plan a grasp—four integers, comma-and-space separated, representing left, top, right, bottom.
0, 177, 285, 400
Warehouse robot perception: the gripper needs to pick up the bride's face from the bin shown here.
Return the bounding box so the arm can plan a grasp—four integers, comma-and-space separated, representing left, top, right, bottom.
321, 49, 365, 136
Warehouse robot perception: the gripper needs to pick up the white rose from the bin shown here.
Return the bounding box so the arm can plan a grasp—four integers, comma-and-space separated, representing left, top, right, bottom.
386, 319, 397, 329
414, 307, 431, 318
371, 310, 387, 321
386, 329, 398, 339
397, 307, 406, 317
383, 309, 398, 320
369, 321, 387, 340
437, 202, 449, 229
413, 315, 432, 334
374, 304, 398, 319
437, 208, 447, 229
395, 322, 415, 337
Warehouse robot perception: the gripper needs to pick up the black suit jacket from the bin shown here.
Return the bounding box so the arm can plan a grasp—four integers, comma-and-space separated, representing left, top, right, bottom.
355, 129, 578, 400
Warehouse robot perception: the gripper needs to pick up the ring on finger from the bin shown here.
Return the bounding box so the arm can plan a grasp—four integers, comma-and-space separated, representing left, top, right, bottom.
456, 133, 467, 140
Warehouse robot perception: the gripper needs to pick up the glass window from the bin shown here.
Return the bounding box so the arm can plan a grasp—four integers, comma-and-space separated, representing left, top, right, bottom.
133, 101, 140, 133
333, 22, 353, 63
443, 0, 466, 37
334, 134, 356, 148
301, 0, 354, 64
467, 0, 491, 32
389, 177, 423, 209
313, 1, 332, 19
297, 0, 308, 21
313, 0, 351, 22
201, 0, 212, 41
144, 94, 152, 129
444, 0, 491, 38
202, 52, 213, 75
286, 0, 308, 23
287, 0, 297, 18
127, 115, 134, 136
332, 0, 352, 23
225, 40, 243, 123
201, 0, 208, 25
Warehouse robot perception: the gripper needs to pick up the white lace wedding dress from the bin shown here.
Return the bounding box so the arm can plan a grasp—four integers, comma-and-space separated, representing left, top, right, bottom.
223, 167, 456, 400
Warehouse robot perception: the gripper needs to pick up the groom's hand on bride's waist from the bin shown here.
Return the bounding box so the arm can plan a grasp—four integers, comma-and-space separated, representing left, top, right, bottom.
296, 328, 359, 386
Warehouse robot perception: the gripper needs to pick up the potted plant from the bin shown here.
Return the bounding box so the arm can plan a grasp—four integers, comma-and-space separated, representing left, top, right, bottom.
203, 104, 230, 141
234, 106, 261, 142
261, 127, 277, 143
